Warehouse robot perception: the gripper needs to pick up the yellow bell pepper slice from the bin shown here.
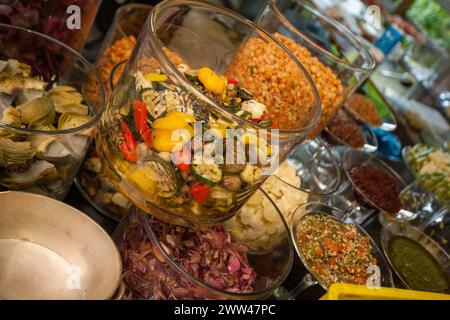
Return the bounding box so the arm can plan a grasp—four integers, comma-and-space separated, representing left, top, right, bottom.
152, 115, 189, 130
144, 73, 168, 82
152, 126, 194, 152
127, 167, 158, 198
167, 112, 195, 123
152, 112, 195, 130
197, 67, 227, 97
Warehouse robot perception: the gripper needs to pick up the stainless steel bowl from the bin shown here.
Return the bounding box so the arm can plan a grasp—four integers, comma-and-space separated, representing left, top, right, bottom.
290, 202, 393, 294
0, 191, 122, 300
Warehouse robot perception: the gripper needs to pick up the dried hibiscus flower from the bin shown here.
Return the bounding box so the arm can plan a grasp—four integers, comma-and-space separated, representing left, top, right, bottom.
120, 215, 257, 300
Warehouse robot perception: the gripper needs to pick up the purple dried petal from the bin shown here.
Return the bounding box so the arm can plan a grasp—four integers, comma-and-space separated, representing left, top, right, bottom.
227, 256, 240, 273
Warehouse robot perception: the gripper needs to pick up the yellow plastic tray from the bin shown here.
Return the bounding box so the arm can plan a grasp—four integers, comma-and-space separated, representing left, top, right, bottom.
321, 283, 450, 300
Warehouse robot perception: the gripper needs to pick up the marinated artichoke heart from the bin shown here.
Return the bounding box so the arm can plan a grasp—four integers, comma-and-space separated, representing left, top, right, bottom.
0, 59, 92, 198
17, 96, 55, 128
30, 134, 71, 163
0, 107, 22, 136
0, 59, 40, 96
0, 137, 35, 167
48, 86, 88, 115
57, 113, 93, 135
1, 160, 58, 189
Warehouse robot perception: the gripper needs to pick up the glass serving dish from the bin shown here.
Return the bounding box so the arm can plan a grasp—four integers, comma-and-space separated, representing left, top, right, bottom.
343, 149, 406, 217
113, 189, 294, 300
96, 0, 321, 227
402, 144, 450, 205
0, 24, 105, 200
322, 109, 378, 153
75, 4, 153, 221
381, 221, 449, 293
288, 202, 393, 296
320, 146, 377, 224
344, 81, 397, 132
1, 0, 100, 56
418, 209, 450, 253
92, 3, 153, 96
255, 0, 375, 138
274, 138, 341, 196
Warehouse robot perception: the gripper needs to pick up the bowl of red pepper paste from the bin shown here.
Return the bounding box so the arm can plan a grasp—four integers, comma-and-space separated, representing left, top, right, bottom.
343, 149, 406, 214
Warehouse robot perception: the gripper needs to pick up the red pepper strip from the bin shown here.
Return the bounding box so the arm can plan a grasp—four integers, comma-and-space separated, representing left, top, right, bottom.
227, 78, 239, 85
174, 148, 191, 172
120, 120, 137, 162
133, 100, 152, 147
190, 182, 211, 205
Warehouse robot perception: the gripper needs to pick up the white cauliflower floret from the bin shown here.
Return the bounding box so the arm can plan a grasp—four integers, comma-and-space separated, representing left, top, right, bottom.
241, 100, 267, 119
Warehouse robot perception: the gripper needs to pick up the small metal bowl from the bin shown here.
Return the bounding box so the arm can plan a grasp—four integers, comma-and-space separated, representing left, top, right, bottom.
289, 202, 393, 295
0, 191, 122, 300
343, 149, 406, 214
323, 109, 378, 153
381, 221, 450, 293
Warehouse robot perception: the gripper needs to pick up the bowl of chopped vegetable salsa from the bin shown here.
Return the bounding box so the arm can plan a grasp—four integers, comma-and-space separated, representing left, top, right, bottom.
290, 202, 393, 291
381, 221, 449, 293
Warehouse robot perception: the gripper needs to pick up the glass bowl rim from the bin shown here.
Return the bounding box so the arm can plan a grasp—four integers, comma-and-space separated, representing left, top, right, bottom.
113, 3, 154, 39
147, 0, 321, 137
272, 139, 342, 196
290, 201, 394, 290
268, 0, 376, 73
0, 23, 106, 136
141, 187, 295, 298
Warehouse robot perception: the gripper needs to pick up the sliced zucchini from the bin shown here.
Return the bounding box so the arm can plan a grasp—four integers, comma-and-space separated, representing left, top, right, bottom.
190, 162, 223, 185
204, 186, 234, 208
240, 164, 263, 185
142, 156, 180, 198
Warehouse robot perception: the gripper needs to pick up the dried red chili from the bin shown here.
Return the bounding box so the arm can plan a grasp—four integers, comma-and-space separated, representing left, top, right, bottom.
349, 164, 401, 214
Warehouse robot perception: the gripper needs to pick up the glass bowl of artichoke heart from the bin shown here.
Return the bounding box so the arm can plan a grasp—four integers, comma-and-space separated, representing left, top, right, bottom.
0, 24, 106, 199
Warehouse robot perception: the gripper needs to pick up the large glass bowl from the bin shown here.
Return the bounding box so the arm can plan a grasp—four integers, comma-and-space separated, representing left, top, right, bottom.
255, 0, 375, 138
114, 189, 294, 300
289, 202, 393, 296
0, 24, 105, 200
97, 0, 321, 227
76, 4, 153, 222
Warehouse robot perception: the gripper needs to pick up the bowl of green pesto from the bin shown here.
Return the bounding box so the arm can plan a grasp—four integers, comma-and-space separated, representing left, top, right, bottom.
381, 221, 449, 294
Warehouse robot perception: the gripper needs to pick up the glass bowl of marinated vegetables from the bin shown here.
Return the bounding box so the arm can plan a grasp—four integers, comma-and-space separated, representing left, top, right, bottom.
0, 24, 105, 199
97, 0, 321, 226
290, 202, 393, 295
381, 221, 449, 293
114, 189, 294, 300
